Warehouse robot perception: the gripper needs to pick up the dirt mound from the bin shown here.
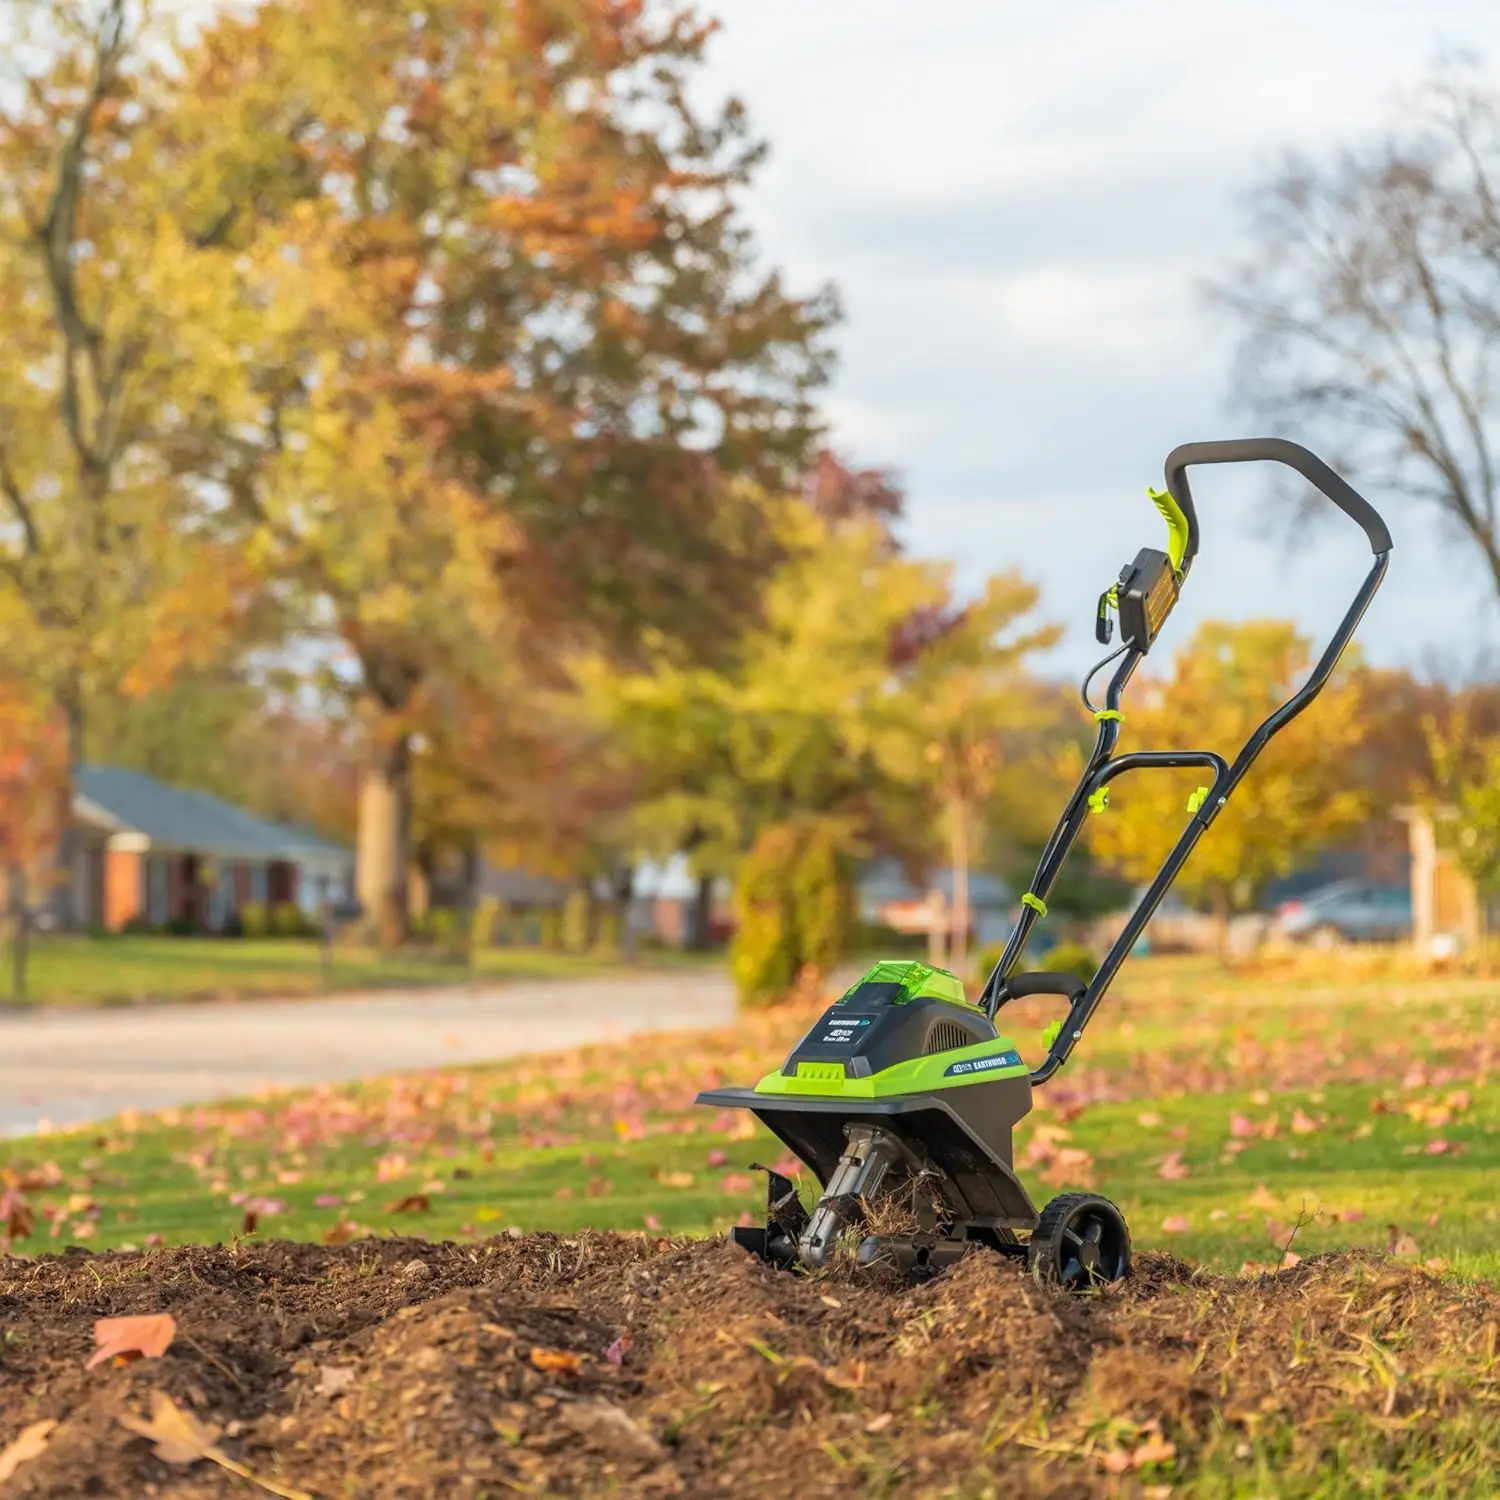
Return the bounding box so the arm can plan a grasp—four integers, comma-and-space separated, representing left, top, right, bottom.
3, 1235, 1498, 1497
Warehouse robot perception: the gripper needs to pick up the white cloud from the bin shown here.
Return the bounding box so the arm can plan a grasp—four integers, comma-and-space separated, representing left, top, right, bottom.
702, 0, 1500, 674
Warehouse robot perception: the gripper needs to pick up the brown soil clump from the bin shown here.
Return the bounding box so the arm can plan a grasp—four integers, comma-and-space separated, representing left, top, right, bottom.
2, 1236, 1497, 1497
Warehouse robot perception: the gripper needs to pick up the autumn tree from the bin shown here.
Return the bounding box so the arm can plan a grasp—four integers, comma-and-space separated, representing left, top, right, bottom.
872, 578, 1060, 972
1085, 620, 1369, 956
166, 0, 834, 943
0, 1, 258, 919
1215, 62, 1500, 594
1423, 709, 1500, 928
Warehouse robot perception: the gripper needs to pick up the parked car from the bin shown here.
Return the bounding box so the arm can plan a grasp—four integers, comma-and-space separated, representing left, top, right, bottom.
1274, 880, 1412, 946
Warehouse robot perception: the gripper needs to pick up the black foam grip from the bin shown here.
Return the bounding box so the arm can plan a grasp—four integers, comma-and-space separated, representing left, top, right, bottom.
1001, 971, 1087, 1003
1163, 438, 1393, 559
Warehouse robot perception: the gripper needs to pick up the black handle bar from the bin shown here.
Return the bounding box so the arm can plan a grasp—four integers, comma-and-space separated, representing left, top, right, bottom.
1163, 438, 1394, 563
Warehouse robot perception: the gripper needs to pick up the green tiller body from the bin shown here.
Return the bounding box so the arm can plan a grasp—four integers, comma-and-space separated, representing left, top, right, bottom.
698, 439, 1393, 1286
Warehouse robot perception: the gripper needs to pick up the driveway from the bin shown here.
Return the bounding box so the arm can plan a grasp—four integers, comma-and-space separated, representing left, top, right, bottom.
0, 970, 736, 1136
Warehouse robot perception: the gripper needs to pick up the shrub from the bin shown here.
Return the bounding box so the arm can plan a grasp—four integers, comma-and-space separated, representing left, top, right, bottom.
271, 902, 315, 938
472, 896, 505, 950
164, 915, 195, 937
731, 819, 852, 1008
538, 907, 562, 950
240, 902, 269, 939
1039, 941, 1100, 980
594, 906, 621, 953
561, 890, 591, 953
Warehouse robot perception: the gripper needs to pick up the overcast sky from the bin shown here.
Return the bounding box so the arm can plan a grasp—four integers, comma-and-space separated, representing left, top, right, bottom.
700, 0, 1500, 679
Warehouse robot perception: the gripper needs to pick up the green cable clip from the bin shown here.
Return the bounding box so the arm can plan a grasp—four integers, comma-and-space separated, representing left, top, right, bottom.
1042, 1019, 1063, 1049
1187, 786, 1211, 814
1020, 892, 1048, 918
1088, 787, 1110, 814
1094, 709, 1122, 723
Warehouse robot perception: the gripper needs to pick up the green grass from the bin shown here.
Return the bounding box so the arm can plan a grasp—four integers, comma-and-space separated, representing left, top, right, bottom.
6, 952, 1500, 1278
0, 933, 712, 1007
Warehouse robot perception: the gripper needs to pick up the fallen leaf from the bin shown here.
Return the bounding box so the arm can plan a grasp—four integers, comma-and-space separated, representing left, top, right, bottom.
0, 1419, 56, 1483
117, 1390, 222, 1465
864, 1411, 893, 1434
643, 1214, 662, 1231
1102, 1447, 1133, 1474
314, 1195, 343, 1210
1136, 1112, 1161, 1128
1157, 1151, 1189, 1181
315, 1366, 356, 1396
604, 1335, 632, 1367
1291, 1108, 1320, 1135
386, 1194, 432, 1215
1228, 1112, 1255, 1139
1387, 1225, 1421, 1259
1338, 1208, 1367, 1223
1425, 1139, 1454, 1156
241, 1211, 259, 1236
1132, 1432, 1177, 1467
720, 1173, 755, 1194
87, 1314, 177, 1370
116, 1390, 311, 1499
1161, 1215, 1192, 1234
656, 1171, 694, 1189
1247, 1183, 1278, 1211
706, 1149, 728, 1168
530, 1347, 583, 1377
322, 1217, 359, 1245
556, 1399, 661, 1460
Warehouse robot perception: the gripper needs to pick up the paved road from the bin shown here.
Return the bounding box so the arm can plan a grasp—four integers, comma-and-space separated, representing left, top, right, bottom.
0, 971, 737, 1136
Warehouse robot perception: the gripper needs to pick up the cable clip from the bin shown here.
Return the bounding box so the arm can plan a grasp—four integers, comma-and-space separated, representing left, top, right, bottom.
1088, 787, 1110, 814
1187, 786, 1211, 814
1020, 892, 1048, 918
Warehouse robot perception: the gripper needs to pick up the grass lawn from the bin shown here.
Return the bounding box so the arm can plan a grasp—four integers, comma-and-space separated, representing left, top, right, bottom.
0, 933, 712, 1007
5, 951, 1500, 1278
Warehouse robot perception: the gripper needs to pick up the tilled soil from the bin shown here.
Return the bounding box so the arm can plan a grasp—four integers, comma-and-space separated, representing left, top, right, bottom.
2, 1234, 1497, 1498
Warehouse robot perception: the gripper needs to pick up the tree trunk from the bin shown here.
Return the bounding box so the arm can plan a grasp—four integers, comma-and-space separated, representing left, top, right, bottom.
950, 798, 970, 977
687, 872, 715, 951
46, 693, 86, 932
613, 865, 637, 963
356, 730, 411, 951
9, 864, 28, 1001
1211, 884, 1232, 966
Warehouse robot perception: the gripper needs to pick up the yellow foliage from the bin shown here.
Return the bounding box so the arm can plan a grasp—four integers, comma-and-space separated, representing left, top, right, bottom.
1085, 620, 1369, 912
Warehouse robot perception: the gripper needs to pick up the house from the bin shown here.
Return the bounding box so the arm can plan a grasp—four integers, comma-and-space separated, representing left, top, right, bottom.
858, 858, 1015, 949
68, 765, 353, 932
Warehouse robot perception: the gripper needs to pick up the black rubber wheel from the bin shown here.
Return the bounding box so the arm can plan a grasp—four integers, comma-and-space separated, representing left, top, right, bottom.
1027, 1192, 1131, 1289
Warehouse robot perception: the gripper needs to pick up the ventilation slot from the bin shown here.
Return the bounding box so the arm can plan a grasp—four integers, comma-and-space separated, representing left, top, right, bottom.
926, 1020, 970, 1055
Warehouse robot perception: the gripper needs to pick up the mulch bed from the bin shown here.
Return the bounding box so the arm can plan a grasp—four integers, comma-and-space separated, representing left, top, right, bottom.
2, 1234, 1495, 1496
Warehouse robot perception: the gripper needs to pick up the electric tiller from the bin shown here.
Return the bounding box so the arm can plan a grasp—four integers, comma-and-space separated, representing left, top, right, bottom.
698, 439, 1393, 1286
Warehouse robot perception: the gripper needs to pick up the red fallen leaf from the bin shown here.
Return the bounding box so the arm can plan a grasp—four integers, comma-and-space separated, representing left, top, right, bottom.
1158, 1151, 1189, 1181
604, 1335, 633, 1366
144, 1233, 165, 1248
314, 1195, 343, 1210
720, 1173, 755, 1194
1425, 1139, 1454, 1156
241, 1211, 259, 1236
1229, 1112, 1254, 1139
1291, 1108, 1320, 1135
643, 1215, 662, 1231
386, 1194, 432, 1214
87, 1314, 177, 1370
1161, 1215, 1192, 1234
706, 1149, 728, 1168
1338, 1208, 1366, 1223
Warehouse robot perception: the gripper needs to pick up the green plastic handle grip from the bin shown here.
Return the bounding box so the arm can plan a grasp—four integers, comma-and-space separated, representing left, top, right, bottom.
1147, 486, 1191, 574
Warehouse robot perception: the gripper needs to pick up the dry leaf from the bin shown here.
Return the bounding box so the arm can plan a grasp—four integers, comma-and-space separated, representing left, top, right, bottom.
530, 1347, 583, 1377
87, 1314, 177, 1370
386, 1194, 432, 1215
0, 1420, 56, 1483
1161, 1215, 1192, 1234
1132, 1432, 1177, 1467
116, 1391, 312, 1500
603, 1335, 632, 1367
1157, 1151, 1189, 1181
322, 1216, 359, 1245
118, 1391, 223, 1465
315, 1365, 356, 1396
556, 1400, 660, 1461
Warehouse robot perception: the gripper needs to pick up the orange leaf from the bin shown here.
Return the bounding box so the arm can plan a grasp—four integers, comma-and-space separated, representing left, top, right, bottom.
0, 1420, 56, 1483
530, 1347, 583, 1377
87, 1314, 177, 1371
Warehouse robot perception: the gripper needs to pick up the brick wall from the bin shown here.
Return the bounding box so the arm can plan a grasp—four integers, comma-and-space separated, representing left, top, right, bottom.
103, 850, 144, 932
